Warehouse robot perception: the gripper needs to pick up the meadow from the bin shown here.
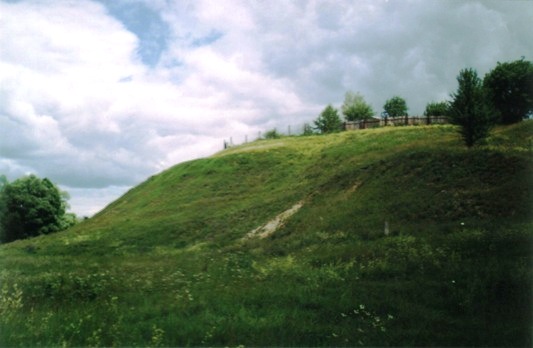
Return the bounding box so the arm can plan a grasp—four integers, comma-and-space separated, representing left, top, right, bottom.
1, 122, 532, 346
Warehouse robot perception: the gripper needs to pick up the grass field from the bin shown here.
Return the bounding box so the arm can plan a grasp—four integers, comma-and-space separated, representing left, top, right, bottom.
1, 122, 532, 346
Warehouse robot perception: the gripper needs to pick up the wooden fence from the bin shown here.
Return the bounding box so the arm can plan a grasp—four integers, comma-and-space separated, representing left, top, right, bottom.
223, 116, 450, 149
344, 115, 448, 130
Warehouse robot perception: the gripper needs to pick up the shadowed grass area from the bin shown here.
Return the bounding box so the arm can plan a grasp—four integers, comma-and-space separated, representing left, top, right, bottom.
1, 122, 532, 346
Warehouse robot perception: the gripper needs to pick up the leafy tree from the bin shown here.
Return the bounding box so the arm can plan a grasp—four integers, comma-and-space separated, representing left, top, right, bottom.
424, 101, 449, 124
424, 101, 449, 116
383, 96, 408, 117
302, 123, 315, 136
483, 58, 533, 124
449, 68, 496, 147
0, 175, 70, 243
0, 176, 7, 236
0, 175, 7, 188
314, 104, 342, 134
264, 128, 281, 139
341, 91, 374, 121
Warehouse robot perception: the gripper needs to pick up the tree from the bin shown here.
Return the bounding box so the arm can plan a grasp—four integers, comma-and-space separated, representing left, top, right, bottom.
0, 176, 7, 240
0, 175, 70, 243
314, 104, 342, 134
483, 58, 533, 124
424, 101, 449, 116
449, 68, 496, 147
341, 91, 374, 121
424, 101, 449, 124
0, 175, 7, 192
264, 128, 281, 139
302, 123, 315, 136
383, 96, 408, 117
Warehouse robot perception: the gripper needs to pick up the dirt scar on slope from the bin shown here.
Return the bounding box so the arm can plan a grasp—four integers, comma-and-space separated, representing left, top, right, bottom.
245, 200, 305, 239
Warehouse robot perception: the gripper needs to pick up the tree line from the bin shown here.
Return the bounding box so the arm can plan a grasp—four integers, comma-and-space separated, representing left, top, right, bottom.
311, 58, 533, 147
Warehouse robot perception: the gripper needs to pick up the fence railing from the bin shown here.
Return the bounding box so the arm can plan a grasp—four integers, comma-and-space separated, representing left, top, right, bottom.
344, 115, 448, 130
224, 116, 449, 149
223, 124, 310, 149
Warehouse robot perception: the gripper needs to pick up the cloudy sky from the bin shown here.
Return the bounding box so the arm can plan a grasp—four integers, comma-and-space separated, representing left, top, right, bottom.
1, 0, 532, 217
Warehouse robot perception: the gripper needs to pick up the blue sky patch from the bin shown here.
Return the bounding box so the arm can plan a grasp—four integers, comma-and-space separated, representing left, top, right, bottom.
191, 30, 223, 48
98, 1, 169, 67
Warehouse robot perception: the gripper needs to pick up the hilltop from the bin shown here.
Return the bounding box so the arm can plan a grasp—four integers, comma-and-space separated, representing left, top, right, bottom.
1, 122, 532, 346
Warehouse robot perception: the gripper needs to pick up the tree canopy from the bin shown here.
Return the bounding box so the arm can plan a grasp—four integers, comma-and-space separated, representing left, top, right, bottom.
0, 175, 72, 243
483, 58, 533, 124
424, 101, 449, 116
449, 68, 496, 147
383, 96, 408, 117
314, 104, 342, 134
341, 91, 374, 121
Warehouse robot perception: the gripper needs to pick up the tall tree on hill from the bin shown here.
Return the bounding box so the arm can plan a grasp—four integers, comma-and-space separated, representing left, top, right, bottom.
341, 91, 374, 121
483, 58, 533, 124
314, 104, 342, 134
449, 68, 496, 147
383, 96, 408, 117
0, 175, 72, 243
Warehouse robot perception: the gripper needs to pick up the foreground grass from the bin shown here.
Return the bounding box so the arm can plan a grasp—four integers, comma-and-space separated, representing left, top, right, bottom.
1, 123, 532, 346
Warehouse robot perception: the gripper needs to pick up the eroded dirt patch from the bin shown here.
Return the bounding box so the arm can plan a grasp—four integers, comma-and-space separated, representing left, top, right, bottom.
245, 200, 305, 239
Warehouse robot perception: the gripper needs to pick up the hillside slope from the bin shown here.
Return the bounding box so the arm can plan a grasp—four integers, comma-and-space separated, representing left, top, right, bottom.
1, 123, 532, 346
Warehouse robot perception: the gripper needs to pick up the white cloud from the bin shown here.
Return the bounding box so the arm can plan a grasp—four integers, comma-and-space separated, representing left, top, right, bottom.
0, 0, 531, 216
61, 185, 131, 218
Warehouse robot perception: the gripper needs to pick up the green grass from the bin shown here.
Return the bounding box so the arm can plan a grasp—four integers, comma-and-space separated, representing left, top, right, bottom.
1, 122, 532, 346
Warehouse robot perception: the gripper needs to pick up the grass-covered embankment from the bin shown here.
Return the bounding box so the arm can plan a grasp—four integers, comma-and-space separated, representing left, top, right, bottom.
1, 122, 532, 346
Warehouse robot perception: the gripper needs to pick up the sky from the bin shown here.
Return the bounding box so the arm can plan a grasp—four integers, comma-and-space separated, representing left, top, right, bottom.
1, 0, 532, 217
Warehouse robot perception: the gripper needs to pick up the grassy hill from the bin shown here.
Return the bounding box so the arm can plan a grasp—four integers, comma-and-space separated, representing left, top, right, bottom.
1, 122, 532, 346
